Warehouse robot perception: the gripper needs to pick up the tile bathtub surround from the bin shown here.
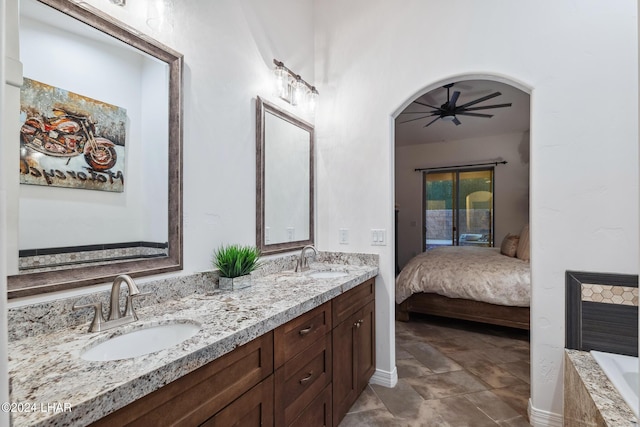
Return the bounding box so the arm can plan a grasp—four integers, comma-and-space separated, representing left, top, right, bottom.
8, 251, 378, 341
8, 257, 377, 427
564, 350, 636, 426
566, 271, 639, 357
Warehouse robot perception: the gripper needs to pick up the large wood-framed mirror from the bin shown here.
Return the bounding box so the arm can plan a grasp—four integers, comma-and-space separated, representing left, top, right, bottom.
7, 0, 183, 298
256, 97, 314, 255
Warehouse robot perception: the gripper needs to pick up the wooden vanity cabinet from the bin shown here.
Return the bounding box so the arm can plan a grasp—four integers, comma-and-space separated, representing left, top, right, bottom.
90, 332, 273, 427
331, 278, 376, 426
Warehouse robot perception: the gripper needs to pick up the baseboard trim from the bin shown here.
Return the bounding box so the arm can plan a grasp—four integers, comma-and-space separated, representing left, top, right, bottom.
528, 399, 563, 427
369, 366, 398, 388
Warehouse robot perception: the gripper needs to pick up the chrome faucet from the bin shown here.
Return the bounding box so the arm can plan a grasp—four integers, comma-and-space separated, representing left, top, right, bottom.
73, 274, 148, 332
296, 245, 318, 272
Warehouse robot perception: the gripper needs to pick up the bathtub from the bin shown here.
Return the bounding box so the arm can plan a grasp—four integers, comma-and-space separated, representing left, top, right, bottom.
590, 350, 639, 418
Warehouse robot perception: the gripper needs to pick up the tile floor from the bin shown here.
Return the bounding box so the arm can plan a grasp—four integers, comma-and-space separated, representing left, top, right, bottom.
339, 315, 531, 426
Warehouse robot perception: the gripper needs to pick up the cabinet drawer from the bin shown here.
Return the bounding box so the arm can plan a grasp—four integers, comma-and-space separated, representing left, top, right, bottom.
332, 278, 375, 326
289, 384, 332, 427
275, 333, 332, 426
200, 375, 274, 427
91, 332, 274, 427
274, 302, 331, 368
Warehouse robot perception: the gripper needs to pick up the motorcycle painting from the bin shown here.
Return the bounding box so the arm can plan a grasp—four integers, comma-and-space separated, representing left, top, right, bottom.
19, 78, 126, 192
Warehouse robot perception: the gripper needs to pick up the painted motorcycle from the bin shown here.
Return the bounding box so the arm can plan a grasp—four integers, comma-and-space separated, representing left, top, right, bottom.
20, 108, 117, 171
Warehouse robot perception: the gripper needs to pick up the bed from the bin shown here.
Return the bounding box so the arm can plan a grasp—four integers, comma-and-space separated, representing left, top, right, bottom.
395, 244, 531, 330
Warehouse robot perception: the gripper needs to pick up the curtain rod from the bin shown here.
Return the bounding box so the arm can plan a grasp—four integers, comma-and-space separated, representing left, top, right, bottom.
414, 160, 507, 172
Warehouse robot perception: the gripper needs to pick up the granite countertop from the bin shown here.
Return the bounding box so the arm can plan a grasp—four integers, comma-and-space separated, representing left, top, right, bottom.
565, 349, 637, 426
9, 262, 378, 427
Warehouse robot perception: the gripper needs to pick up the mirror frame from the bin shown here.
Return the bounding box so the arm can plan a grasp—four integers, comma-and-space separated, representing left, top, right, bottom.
256, 97, 314, 255
8, 0, 183, 298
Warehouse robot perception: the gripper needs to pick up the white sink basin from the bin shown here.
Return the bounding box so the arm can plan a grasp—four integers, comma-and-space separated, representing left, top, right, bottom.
306, 270, 349, 279
81, 321, 201, 361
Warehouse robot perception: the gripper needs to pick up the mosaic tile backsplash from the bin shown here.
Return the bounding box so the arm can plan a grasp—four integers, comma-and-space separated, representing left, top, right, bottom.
581, 283, 638, 306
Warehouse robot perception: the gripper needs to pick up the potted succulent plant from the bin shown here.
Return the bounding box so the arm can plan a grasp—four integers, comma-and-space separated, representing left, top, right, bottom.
213, 244, 261, 290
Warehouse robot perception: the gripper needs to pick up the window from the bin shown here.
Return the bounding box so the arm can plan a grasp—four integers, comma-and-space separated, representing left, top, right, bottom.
423, 168, 494, 249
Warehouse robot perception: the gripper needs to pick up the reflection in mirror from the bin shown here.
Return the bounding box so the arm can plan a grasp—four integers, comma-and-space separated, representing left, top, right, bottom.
8, 0, 183, 298
256, 97, 314, 255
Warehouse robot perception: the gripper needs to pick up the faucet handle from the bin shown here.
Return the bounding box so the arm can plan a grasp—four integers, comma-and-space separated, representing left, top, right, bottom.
124, 292, 151, 319
73, 301, 105, 333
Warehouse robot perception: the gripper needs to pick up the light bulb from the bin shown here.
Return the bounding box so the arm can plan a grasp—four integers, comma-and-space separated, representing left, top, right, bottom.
307, 87, 319, 113
273, 65, 288, 98
291, 77, 306, 106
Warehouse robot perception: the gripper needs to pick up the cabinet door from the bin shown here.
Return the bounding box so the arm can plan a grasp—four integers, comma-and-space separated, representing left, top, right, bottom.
356, 301, 376, 392
332, 301, 376, 426
200, 375, 274, 427
331, 311, 358, 427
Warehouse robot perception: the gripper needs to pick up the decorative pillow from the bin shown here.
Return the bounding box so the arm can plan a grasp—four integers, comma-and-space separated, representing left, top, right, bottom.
516, 224, 530, 261
500, 234, 519, 257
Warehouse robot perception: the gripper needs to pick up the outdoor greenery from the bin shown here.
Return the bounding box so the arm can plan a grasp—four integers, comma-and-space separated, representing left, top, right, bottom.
426, 177, 491, 209
212, 244, 261, 278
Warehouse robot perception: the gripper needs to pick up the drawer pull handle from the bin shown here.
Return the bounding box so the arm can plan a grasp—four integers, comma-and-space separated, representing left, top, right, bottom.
299, 325, 313, 336
354, 319, 364, 329
299, 371, 314, 385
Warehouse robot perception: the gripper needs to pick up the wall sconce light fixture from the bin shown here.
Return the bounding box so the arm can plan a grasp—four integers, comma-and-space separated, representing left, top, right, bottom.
110, 0, 126, 5
273, 59, 319, 112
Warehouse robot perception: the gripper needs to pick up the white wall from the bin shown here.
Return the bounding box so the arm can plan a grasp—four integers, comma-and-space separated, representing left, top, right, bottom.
395, 131, 530, 268
314, 0, 638, 422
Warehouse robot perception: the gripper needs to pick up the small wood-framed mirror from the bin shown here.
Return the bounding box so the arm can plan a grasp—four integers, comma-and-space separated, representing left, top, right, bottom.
256, 97, 314, 255
7, 0, 183, 298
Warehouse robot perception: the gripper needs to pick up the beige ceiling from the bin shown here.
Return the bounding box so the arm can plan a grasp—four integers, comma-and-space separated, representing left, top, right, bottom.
395, 79, 530, 147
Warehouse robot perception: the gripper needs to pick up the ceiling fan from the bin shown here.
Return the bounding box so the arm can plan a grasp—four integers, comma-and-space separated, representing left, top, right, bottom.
399, 83, 512, 128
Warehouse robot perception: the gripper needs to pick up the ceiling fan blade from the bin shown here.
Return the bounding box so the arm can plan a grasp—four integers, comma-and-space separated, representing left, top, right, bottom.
456, 112, 494, 118
458, 91, 501, 109
462, 103, 512, 112
449, 91, 460, 107
423, 117, 441, 128
413, 100, 443, 110
452, 117, 461, 126
399, 111, 438, 115
399, 114, 436, 124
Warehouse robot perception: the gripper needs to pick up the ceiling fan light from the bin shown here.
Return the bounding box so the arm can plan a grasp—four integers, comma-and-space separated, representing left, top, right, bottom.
441, 115, 455, 121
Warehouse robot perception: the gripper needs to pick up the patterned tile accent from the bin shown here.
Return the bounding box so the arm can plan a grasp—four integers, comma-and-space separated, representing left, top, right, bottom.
581, 283, 638, 306
18, 245, 168, 272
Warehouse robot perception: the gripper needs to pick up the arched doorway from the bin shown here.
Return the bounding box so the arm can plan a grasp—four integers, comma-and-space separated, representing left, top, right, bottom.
391, 74, 533, 422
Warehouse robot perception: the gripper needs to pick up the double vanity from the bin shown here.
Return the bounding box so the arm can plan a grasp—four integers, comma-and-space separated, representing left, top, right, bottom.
8, 252, 378, 426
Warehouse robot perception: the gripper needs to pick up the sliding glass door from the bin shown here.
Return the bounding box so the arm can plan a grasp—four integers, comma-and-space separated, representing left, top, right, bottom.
423, 168, 494, 249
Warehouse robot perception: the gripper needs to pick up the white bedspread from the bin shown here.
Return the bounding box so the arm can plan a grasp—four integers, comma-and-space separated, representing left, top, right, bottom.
395, 246, 530, 307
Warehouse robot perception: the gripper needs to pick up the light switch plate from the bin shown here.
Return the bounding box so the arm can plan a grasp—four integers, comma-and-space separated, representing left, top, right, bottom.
339, 228, 349, 244
371, 229, 386, 246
